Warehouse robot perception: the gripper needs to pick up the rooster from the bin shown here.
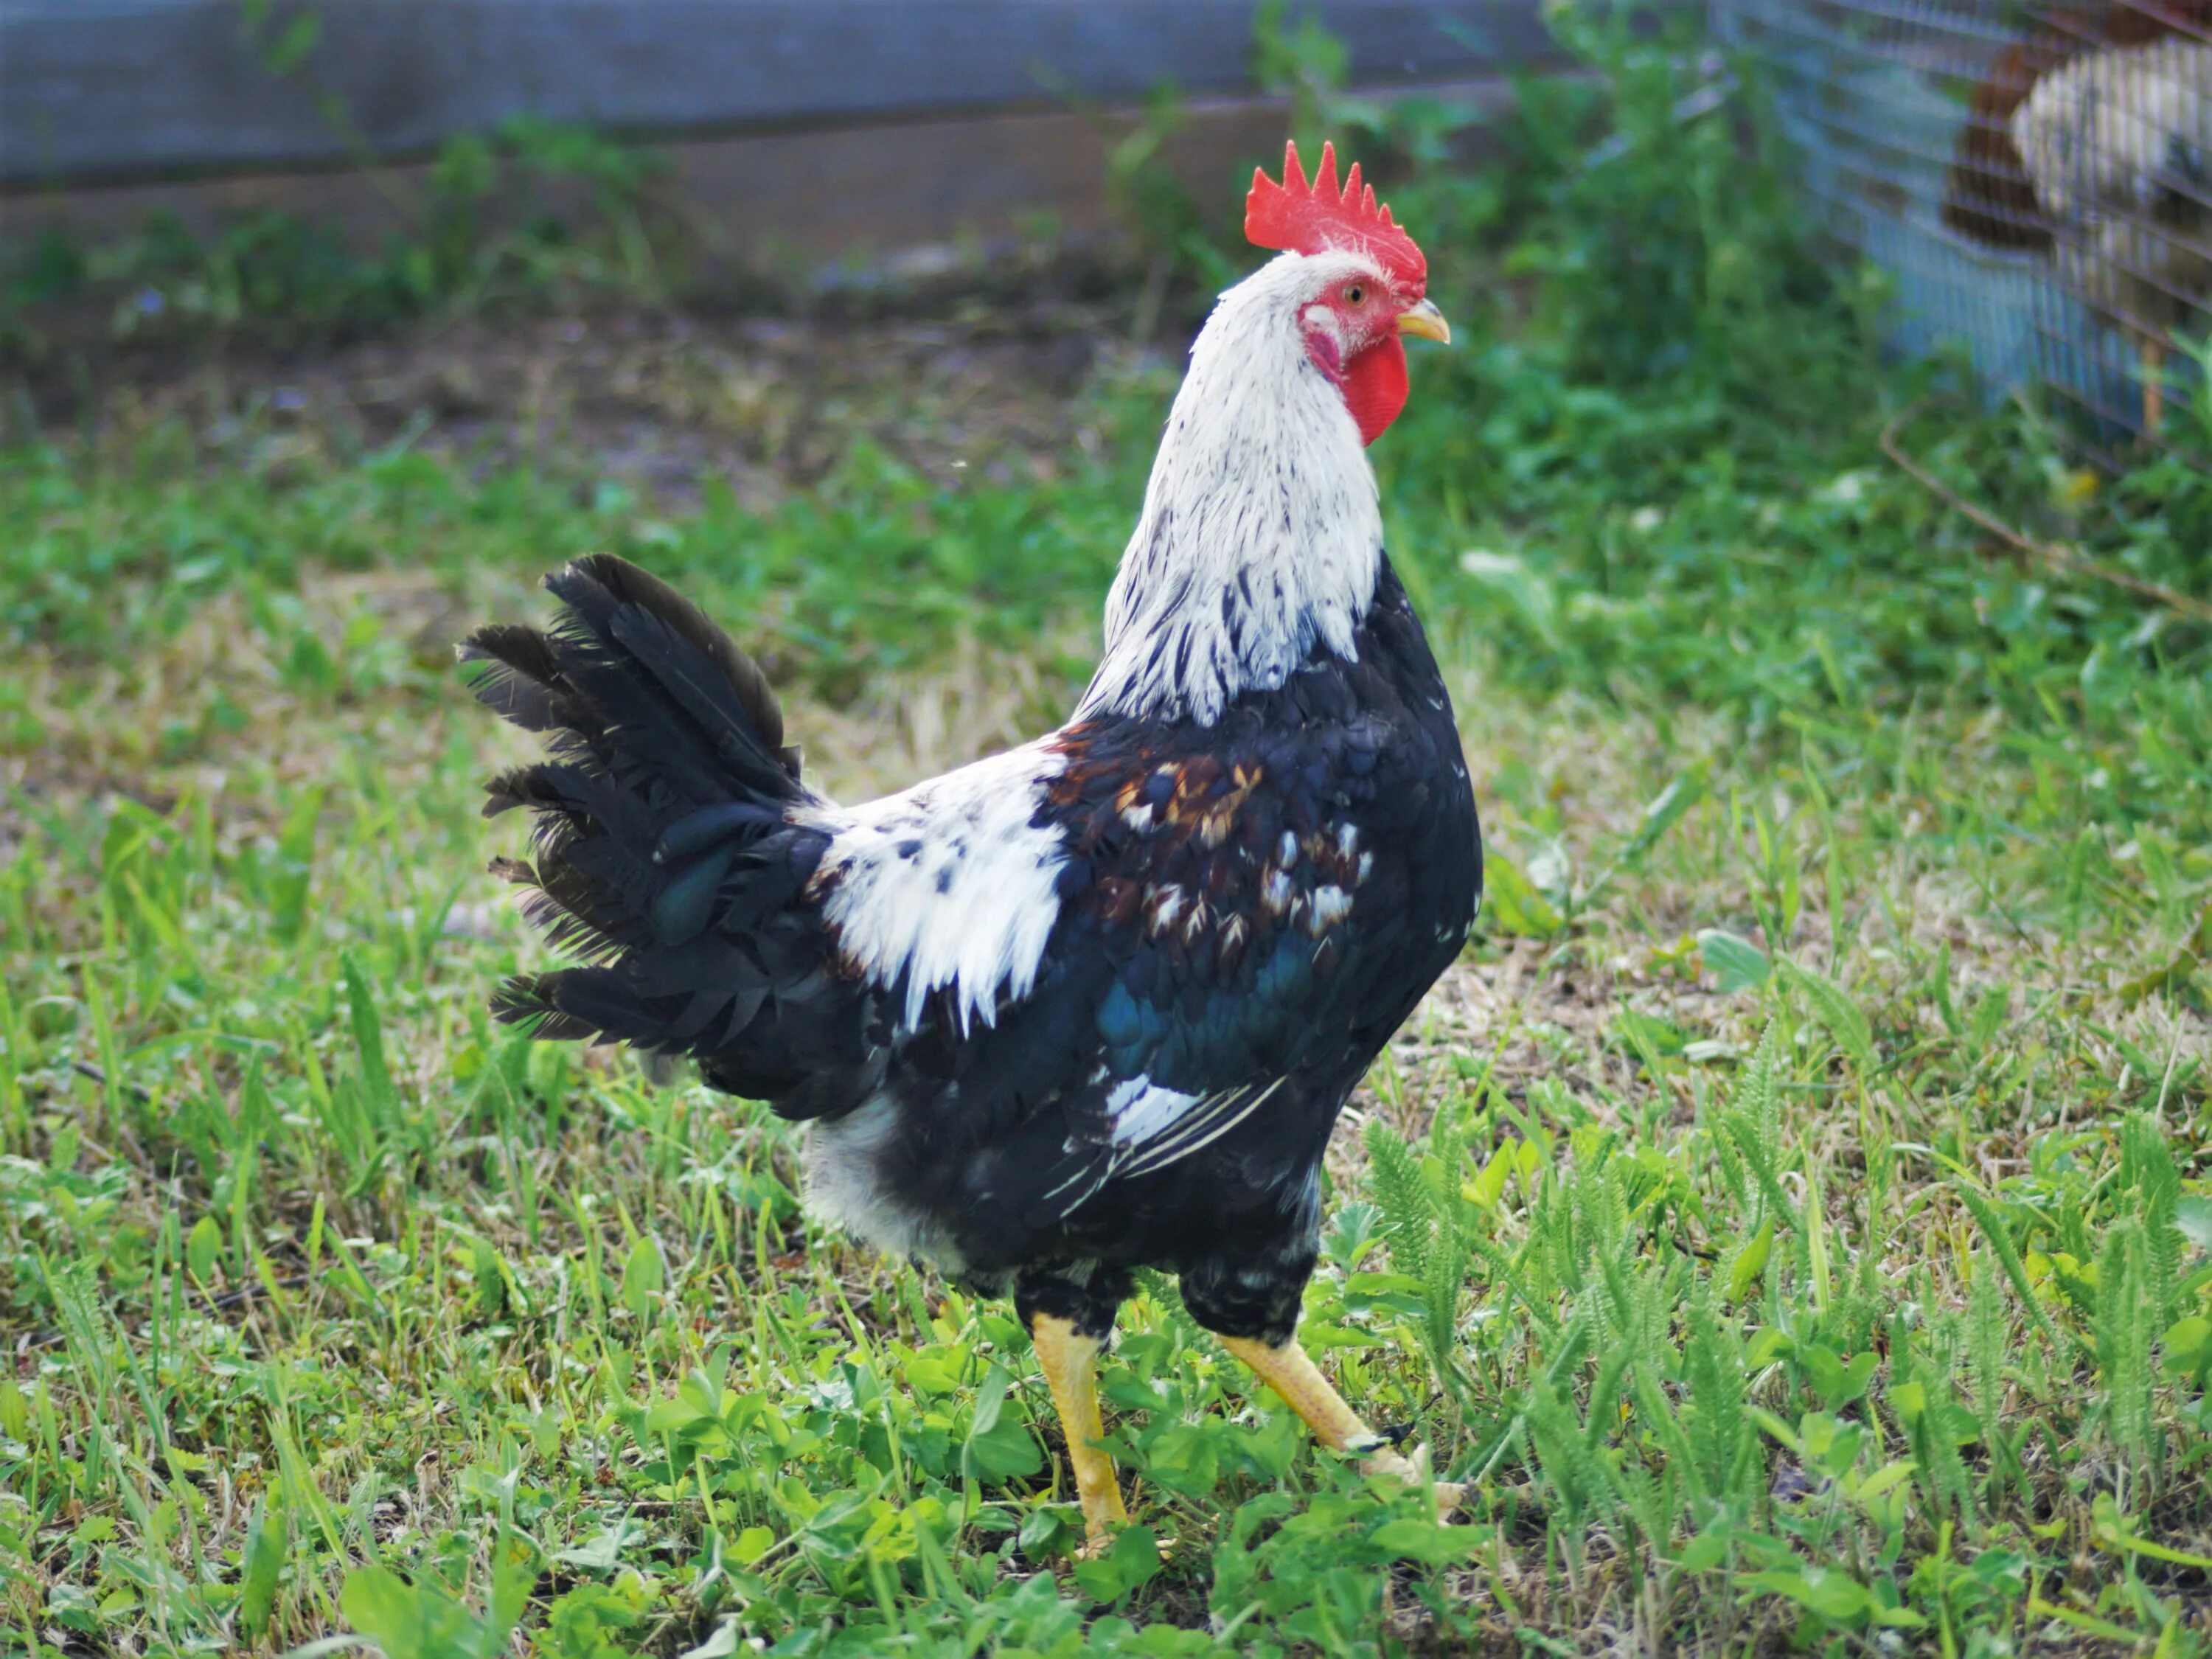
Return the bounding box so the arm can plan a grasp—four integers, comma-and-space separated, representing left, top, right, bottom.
1942, 2, 2212, 436
462, 142, 1478, 1551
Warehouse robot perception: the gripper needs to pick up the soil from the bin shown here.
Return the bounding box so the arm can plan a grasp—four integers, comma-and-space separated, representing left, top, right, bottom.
4, 293, 1197, 509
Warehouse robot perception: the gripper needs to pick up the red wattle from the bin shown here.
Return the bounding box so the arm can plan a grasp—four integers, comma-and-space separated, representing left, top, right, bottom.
1340, 333, 1409, 445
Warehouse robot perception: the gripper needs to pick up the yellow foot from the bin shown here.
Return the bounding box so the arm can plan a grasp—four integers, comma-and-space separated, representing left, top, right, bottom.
1220, 1335, 1467, 1521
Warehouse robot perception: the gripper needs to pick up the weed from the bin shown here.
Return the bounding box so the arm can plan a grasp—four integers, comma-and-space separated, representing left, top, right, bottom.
4, 10, 2211, 1657
4, 119, 672, 360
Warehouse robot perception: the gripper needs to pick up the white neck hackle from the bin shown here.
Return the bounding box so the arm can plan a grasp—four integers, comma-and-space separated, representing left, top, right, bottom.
1077, 251, 1386, 727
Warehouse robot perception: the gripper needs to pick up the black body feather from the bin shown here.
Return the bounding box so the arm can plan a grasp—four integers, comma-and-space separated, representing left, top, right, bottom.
467, 554, 1480, 1348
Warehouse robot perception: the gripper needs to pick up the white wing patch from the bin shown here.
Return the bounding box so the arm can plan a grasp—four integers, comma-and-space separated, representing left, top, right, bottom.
1106, 1077, 1201, 1147
808, 742, 1068, 1034
1111, 1077, 1288, 1180
1035, 1074, 1291, 1218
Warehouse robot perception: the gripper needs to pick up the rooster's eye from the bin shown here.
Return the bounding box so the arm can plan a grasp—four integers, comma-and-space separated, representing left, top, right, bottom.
1344, 283, 1367, 306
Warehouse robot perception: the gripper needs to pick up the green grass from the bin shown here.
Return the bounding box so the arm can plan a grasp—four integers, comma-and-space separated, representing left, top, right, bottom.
6, 46, 2212, 1657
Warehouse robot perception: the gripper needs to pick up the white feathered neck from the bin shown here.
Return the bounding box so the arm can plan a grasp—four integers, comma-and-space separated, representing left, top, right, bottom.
1077, 251, 1385, 727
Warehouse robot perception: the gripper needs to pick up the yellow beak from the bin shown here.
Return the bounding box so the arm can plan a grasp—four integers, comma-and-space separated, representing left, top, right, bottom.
1397, 299, 1451, 345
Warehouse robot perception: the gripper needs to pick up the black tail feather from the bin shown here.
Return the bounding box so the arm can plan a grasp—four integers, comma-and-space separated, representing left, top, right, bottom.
457, 625, 573, 731
467, 556, 880, 1120
558, 554, 788, 757
545, 556, 803, 802
655, 801, 785, 863
490, 974, 600, 1042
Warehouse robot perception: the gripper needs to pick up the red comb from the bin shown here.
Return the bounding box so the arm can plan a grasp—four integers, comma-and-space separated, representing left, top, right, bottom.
1244, 139, 1425, 289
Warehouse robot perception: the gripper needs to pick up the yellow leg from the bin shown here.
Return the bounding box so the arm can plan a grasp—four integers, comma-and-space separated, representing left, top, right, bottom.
1220, 1335, 1464, 1515
2141, 339, 2165, 441
1032, 1313, 1127, 1552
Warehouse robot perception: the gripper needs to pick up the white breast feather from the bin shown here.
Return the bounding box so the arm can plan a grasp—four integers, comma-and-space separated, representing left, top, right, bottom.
803, 1096, 965, 1272
809, 742, 1067, 1034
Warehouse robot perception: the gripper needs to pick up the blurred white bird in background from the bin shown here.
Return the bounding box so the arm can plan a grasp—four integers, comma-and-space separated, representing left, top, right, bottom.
1946, 7, 2212, 437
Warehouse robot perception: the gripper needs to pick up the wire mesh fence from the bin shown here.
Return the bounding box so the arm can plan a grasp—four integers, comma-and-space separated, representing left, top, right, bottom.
1714, 0, 2211, 450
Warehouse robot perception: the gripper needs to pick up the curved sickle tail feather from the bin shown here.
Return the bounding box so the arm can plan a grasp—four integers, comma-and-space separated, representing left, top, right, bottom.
461, 554, 883, 1119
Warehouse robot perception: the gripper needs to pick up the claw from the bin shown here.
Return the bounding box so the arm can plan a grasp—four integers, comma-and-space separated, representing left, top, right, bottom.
1360, 1441, 1466, 1520
1071, 1523, 1165, 1564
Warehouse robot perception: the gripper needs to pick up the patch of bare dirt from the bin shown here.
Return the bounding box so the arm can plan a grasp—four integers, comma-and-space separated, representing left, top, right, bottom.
7, 301, 1167, 508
